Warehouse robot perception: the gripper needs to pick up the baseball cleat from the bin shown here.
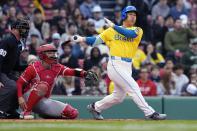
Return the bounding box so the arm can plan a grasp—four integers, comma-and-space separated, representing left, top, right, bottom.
145, 112, 167, 120
87, 103, 104, 120
20, 111, 34, 119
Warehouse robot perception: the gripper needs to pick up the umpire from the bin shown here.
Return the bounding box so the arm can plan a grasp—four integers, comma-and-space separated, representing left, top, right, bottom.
0, 18, 30, 118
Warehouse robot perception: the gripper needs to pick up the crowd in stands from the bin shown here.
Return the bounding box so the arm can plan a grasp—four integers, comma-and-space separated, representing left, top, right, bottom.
0, 0, 196, 96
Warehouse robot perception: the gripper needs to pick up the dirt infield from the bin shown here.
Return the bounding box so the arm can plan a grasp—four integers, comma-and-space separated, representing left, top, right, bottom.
0, 119, 141, 123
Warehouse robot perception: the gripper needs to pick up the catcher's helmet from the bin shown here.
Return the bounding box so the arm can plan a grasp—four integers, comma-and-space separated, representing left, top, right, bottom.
11, 18, 30, 38
121, 5, 137, 20
37, 44, 58, 64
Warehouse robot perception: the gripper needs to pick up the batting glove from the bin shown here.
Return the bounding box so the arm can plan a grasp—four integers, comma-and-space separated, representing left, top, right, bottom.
71, 35, 85, 43
104, 17, 115, 27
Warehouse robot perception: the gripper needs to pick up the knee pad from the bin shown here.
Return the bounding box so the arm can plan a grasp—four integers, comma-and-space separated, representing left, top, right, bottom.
33, 81, 49, 97
61, 104, 78, 119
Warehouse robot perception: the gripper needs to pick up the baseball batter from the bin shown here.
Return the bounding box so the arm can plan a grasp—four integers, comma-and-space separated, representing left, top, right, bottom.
17, 44, 98, 119
72, 5, 166, 120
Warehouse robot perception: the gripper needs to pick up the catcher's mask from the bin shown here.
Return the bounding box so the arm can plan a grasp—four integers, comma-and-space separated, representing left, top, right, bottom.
11, 18, 30, 38
37, 44, 58, 64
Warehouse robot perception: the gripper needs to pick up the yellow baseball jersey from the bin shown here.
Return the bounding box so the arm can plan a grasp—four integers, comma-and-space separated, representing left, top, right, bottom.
99, 27, 143, 59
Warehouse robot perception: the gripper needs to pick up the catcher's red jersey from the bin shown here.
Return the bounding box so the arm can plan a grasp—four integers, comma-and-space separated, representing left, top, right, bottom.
17, 61, 79, 98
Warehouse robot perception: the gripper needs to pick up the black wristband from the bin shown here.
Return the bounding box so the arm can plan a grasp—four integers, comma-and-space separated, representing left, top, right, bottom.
74, 68, 83, 77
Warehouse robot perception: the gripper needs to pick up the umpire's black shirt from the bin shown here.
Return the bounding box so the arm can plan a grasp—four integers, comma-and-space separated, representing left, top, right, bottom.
0, 32, 22, 80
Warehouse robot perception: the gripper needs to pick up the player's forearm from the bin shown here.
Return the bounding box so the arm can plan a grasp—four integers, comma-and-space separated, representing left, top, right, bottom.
63, 68, 87, 78
113, 25, 138, 38
85, 36, 103, 46
17, 77, 26, 98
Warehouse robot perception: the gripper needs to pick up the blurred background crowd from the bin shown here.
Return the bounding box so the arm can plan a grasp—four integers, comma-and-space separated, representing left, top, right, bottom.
0, 0, 197, 97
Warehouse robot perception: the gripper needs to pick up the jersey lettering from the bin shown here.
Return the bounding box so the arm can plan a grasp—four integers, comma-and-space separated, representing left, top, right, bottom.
114, 34, 134, 42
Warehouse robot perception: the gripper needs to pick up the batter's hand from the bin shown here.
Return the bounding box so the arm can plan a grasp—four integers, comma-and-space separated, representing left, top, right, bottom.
104, 17, 115, 27
71, 35, 85, 43
18, 97, 27, 111
0, 82, 4, 88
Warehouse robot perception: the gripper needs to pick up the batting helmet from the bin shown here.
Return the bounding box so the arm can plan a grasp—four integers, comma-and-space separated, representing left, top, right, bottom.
121, 5, 137, 20
37, 44, 58, 64
11, 18, 30, 38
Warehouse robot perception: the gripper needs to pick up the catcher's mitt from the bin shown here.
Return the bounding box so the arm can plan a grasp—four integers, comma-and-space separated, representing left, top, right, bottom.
84, 70, 99, 87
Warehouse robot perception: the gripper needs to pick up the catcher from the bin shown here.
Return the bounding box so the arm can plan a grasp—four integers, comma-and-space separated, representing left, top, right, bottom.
17, 44, 98, 119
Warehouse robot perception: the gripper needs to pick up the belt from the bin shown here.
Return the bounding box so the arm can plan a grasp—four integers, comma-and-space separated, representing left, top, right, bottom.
111, 56, 132, 62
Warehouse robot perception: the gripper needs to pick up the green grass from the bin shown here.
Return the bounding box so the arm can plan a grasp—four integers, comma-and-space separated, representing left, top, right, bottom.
0, 120, 197, 131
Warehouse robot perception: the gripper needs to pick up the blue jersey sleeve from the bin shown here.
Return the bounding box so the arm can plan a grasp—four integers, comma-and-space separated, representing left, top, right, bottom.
113, 25, 138, 38
85, 36, 104, 46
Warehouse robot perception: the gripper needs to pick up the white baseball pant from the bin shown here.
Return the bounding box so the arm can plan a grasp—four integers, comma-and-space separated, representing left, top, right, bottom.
94, 56, 155, 116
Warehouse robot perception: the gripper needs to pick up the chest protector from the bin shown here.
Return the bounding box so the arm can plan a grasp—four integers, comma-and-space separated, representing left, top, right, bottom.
30, 61, 63, 97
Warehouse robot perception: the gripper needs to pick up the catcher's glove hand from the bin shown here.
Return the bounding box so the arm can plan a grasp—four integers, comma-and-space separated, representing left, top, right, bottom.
84, 70, 99, 87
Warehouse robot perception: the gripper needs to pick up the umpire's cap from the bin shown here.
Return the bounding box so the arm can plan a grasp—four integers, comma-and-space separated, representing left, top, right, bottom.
121, 5, 137, 20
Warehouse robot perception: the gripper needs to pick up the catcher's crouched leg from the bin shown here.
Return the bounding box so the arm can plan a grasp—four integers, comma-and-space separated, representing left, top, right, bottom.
26, 81, 49, 111
61, 104, 78, 119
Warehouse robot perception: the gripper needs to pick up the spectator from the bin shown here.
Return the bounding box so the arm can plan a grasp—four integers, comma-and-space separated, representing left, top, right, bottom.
0, 15, 7, 39
84, 20, 97, 36
160, 59, 176, 95
61, 23, 77, 42
164, 15, 174, 32
152, 15, 167, 53
41, 0, 56, 21
58, 40, 82, 95
88, 5, 105, 32
144, 0, 158, 13
113, 6, 122, 25
28, 33, 40, 55
26, 2, 35, 21
83, 47, 102, 70
181, 38, 197, 73
28, 23, 43, 45
59, 40, 79, 68
189, 1, 197, 21
137, 67, 157, 96
164, 18, 197, 58
73, 9, 87, 35
150, 65, 164, 95
144, 43, 165, 67
80, 0, 96, 18
181, 73, 197, 96
17, 0, 31, 15
152, 0, 170, 20
2, 0, 17, 14
189, 20, 197, 34
173, 64, 189, 95
170, 0, 189, 20
65, 0, 79, 23
32, 9, 50, 40
52, 16, 67, 35
0, 6, 2, 17
6, 6, 17, 28
51, 32, 63, 56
